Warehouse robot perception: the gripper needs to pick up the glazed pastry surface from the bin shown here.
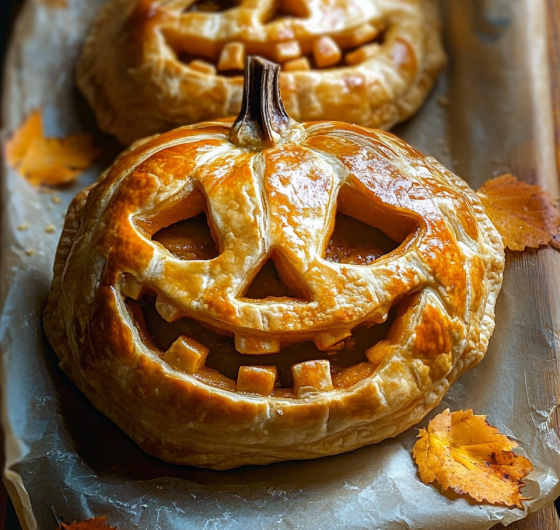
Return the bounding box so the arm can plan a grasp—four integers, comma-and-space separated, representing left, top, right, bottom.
77, 0, 446, 144
44, 115, 504, 469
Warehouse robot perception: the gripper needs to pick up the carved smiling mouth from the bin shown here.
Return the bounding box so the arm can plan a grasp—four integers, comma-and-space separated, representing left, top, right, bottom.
161, 0, 387, 76
126, 292, 397, 398
123, 209, 404, 398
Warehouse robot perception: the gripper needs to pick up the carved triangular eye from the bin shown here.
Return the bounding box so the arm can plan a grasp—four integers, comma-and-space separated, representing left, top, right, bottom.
135, 189, 220, 261
153, 212, 219, 261
242, 254, 310, 301
324, 213, 400, 265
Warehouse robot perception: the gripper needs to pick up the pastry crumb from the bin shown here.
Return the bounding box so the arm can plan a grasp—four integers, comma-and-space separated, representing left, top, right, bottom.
25, 249, 35, 256
45, 223, 56, 233
438, 95, 450, 107
277, 409, 284, 416
51, 194, 62, 204
17, 223, 29, 231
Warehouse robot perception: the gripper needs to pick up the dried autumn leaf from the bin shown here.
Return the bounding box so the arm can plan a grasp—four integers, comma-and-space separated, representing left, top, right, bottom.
413, 409, 534, 509
59, 516, 117, 530
6, 109, 99, 187
476, 174, 560, 251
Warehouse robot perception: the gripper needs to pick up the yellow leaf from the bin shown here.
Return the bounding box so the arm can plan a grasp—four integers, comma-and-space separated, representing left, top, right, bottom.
476, 174, 560, 251
412, 409, 534, 509
59, 516, 117, 529
5, 109, 99, 187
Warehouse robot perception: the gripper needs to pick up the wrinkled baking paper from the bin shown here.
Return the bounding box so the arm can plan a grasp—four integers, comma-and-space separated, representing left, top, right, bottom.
1, 0, 560, 529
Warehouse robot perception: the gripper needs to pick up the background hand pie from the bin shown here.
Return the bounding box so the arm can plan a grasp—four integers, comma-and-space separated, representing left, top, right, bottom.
77, 0, 446, 144
45, 58, 503, 469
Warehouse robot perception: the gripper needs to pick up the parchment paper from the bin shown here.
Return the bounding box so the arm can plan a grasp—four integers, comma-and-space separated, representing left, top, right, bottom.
1, 0, 560, 529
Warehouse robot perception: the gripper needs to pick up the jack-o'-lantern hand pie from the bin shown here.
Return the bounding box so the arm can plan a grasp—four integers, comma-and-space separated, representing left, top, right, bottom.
45, 58, 504, 470
77, 0, 446, 144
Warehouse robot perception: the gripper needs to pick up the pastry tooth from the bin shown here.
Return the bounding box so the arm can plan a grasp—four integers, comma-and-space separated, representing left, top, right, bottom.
236, 366, 277, 396
274, 40, 302, 62
218, 42, 245, 71
337, 22, 379, 48
292, 360, 334, 398
155, 296, 182, 322
345, 43, 381, 66
164, 335, 209, 374
121, 274, 143, 300
234, 335, 281, 354
283, 57, 311, 72
314, 329, 352, 351
312, 36, 342, 68
366, 343, 389, 371
189, 59, 217, 75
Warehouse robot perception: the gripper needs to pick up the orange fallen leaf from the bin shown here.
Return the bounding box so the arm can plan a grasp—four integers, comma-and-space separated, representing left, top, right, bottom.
476, 174, 560, 251
413, 409, 534, 509
6, 109, 99, 187
59, 516, 117, 529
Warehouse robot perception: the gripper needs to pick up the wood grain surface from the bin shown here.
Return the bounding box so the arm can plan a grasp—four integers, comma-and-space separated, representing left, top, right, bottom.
1, 0, 560, 528
491, 3, 560, 529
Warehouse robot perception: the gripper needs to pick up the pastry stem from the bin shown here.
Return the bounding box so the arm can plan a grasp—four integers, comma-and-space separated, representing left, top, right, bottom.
229, 56, 293, 148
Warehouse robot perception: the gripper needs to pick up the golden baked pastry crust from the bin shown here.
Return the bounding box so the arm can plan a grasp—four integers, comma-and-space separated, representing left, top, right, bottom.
45, 59, 503, 469
77, 0, 446, 144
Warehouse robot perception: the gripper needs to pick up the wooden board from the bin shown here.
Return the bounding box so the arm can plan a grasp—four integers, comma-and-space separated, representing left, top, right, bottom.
490, 3, 560, 529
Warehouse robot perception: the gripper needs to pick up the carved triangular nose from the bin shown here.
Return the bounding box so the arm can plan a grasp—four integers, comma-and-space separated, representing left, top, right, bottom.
235, 252, 312, 354
241, 252, 310, 302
